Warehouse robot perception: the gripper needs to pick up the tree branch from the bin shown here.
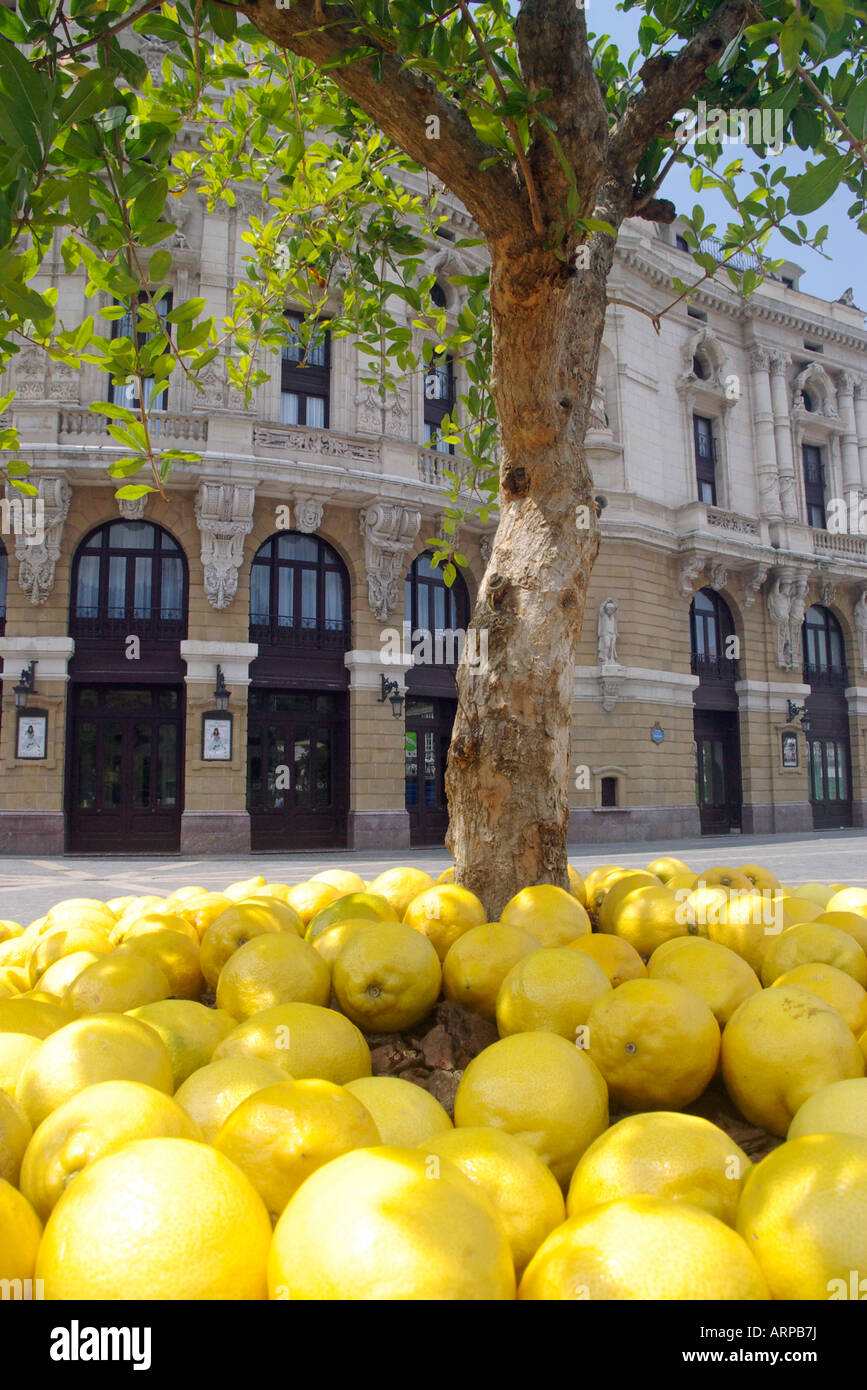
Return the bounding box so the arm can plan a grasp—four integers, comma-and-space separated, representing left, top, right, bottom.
238, 0, 525, 240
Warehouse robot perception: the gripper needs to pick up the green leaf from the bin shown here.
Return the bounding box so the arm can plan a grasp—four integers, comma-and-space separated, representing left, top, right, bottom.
130, 177, 168, 232
107, 457, 148, 478
787, 152, 847, 215
89, 400, 138, 422
148, 250, 173, 283
0, 8, 28, 41
114, 484, 157, 500
59, 67, 116, 130
846, 83, 867, 141
0, 280, 52, 323
166, 298, 207, 325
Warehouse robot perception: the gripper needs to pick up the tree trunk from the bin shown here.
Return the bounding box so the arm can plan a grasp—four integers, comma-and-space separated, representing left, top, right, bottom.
446, 238, 609, 920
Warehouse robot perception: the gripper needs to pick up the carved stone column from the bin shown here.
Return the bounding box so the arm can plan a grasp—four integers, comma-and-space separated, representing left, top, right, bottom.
748, 346, 782, 518
194, 482, 256, 610
769, 352, 799, 521
837, 372, 861, 498
8, 474, 71, 605
359, 503, 421, 621
852, 377, 867, 495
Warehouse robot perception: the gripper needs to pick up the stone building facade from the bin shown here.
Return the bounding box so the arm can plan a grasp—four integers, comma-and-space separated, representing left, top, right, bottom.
2, 176, 866, 855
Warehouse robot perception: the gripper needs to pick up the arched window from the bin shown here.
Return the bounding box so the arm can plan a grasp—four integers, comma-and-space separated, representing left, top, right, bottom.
430, 281, 447, 309
249, 532, 349, 650
70, 521, 187, 639
692, 354, 708, 380
802, 605, 846, 686
404, 553, 469, 663
690, 588, 738, 683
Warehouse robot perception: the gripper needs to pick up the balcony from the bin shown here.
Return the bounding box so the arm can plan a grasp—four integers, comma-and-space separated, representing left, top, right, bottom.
813, 529, 867, 560
418, 448, 467, 487
691, 652, 740, 685
698, 236, 763, 274
70, 608, 186, 641
248, 616, 351, 652
58, 409, 207, 442
803, 662, 848, 691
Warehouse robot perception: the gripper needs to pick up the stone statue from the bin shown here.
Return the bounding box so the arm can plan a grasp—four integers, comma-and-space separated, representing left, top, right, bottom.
597, 598, 619, 664
854, 591, 867, 672
767, 575, 792, 668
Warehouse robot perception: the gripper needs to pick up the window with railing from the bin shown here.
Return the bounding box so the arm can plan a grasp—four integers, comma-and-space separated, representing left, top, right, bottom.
423, 353, 454, 454
803, 444, 827, 529
109, 291, 172, 412
802, 604, 846, 688
280, 313, 330, 427
690, 587, 738, 683
404, 552, 469, 664
70, 522, 187, 640
249, 532, 349, 650
693, 414, 717, 505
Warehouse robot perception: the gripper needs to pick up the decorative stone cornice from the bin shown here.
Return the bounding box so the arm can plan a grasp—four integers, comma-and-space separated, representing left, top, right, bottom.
742, 564, 769, 607
359, 503, 421, 621
195, 481, 255, 610
9, 474, 71, 605
677, 554, 706, 597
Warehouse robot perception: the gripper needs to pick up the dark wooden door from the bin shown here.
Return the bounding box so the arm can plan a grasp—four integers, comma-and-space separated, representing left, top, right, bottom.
247, 689, 348, 850
66, 685, 183, 852
405, 697, 454, 847
693, 708, 743, 834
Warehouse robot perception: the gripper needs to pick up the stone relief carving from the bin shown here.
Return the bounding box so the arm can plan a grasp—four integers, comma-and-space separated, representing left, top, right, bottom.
748, 345, 771, 373
600, 673, 622, 713
293, 497, 324, 533
478, 533, 493, 566
359, 503, 421, 621
252, 426, 381, 465
10, 474, 71, 605
709, 563, 728, 591
13, 348, 47, 399
677, 554, 705, 597
791, 362, 839, 419
767, 573, 793, 668
742, 564, 768, 607
117, 494, 148, 521
854, 590, 867, 673
788, 574, 808, 657
195, 482, 255, 610
819, 575, 836, 608
385, 385, 412, 440
589, 383, 609, 431
597, 598, 619, 664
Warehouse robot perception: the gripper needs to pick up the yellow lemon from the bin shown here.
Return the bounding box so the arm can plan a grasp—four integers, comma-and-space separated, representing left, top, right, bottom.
585, 978, 720, 1110
436, 866, 455, 885
344, 1076, 452, 1147
62, 951, 171, 1017
233, 895, 306, 936
31, 952, 101, 999
0, 921, 23, 945
789, 881, 835, 908
115, 909, 200, 947
442, 923, 540, 1021
0, 1089, 31, 1186
117, 930, 203, 1001
499, 885, 591, 950
705, 890, 782, 973
454, 1032, 608, 1187
27, 923, 113, 985
788, 1077, 867, 1141
738, 864, 782, 892
105, 897, 136, 915
645, 856, 692, 885
223, 875, 268, 901
368, 867, 437, 918
679, 884, 729, 938
216, 932, 331, 1020
582, 864, 623, 904
43, 899, 116, 933
567, 865, 587, 906
15, 1013, 174, 1128
665, 870, 700, 893
20, 1079, 202, 1222
736, 1133, 867, 1300
423, 1125, 565, 1275
779, 895, 826, 924
403, 885, 488, 960
771, 963, 867, 1035
607, 885, 686, 958
268, 1146, 515, 1300
566, 933, 647, 988
213, 1078, 381, 1220
519, 1196, 769, 1300
721, 986, 865, 1136
257, 883, 295, 904
162, 885, 208, 908
306, 891, 398, 941
585, 867, 635, 918
761, 921, 867, 988
596, 872, 662, 933
0, 998, 74, 1039
173, 1056, 291, 1144
37, 1137, 271, 1300
495, 948, 611, 1041
309, 918, 370, 966
0, 968, 25, 1000
332, 921, 441, 1033
826, 887, 867, 917
214, 1002, 371, 1084
200, 901, 301, 990
567, 1112, 750, 1226
700, 867, 754, 892
818, 911, 867, 955
176, 892, 236, 940
0, 1178, 42, 1284
0, 1034, 41, 1097
648, 936, 761, 1027
309, 869, 367, 895
127, 1000, 237, 1088
283, 880, 342, 923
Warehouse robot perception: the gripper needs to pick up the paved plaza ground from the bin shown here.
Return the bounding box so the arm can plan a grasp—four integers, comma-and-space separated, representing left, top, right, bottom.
1, 828, 865, 922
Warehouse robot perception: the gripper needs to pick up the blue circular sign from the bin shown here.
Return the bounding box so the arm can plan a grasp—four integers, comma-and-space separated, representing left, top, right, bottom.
651, 725, 664, 744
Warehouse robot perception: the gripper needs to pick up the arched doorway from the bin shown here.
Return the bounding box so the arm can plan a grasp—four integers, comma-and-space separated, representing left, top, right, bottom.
66, 520, 187, 851
404, 553, 469, 846
246, 532, 350, 850
690, 587, 743, 834
802, 605, 852, 829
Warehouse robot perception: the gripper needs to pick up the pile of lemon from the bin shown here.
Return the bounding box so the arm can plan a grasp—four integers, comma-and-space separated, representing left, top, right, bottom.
1, 857, 866, 1301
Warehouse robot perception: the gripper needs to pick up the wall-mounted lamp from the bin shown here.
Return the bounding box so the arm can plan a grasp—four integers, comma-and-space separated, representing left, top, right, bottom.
13, 662, 36, 710
213, 665, 231, 713
787, 699, 811, 733
378, 674, 404, 719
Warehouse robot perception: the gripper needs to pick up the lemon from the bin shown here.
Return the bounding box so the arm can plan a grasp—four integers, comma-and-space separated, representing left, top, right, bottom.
585, 867, 635, 918
215, 1079, 380, 1219
344, 1076, 452, 1146
31, 952, 101, 999
115, 909, 200, 947
403, 885, 488, 961
37, 1137, 271, 1300
43, 899, 117, 932
332, 921, 441, 1032
0, 968, 25, 1000
0, 1034, 41, 1097
772, 963, 867, 1036
127, 1000, 237, 1088
257, 883, 296, 904
761, 921, 867, 987
780, 895, 826, 924
646, 857, 691, 884
310, 869, 367, 895
739, 864, 782, 892
422, 1126, 565, 1275
818, 911, 867, 955
117, 930, 203, 1001
268, 1146, 515, 1300
586, 978, 720, 1110
721, 985, 865, 1136
27, 923, 113, 985
15, 1013, 174, 1128
454, 1032, 608, 1187
0, 998, 73, 1039
233, 895, 306, 936
606, 885, 686, 958
62, 951, 171, 1017
214, 1002, 371, 1083
442, 923, 540, 1021
105, 897, 137, 915
216, 932, 331, 1021
788, 1077, 867, 1141
736, 1133, 867, 1300
665, 871, 700, 893
0, 1089, 31, 1186
368, 867, 436, 918
162, 885, 208, 908
309, 918, 370, 965
306, 891, 398, 942
0, 1178, 42, 1284
582, 864, 623, 904
20, 1079, 202, 1222
566, 933, 647, 988
596, 872, 661, 933
825, 887, 867, 917
495, 948, 611, 1041
200, 901, 301, 989
705, 890, 781, 973
0, 921, 23, 945
176, 892, 236, 939
173, 1056, 291, 1143
499, 885, 591, 950
284, 880, 342, 923
567, 865, 587, 906
648, 936, 761, 1027
700, 867, 755, 892
567, 1112, 750, 1226
679, 884, 728, 937
789, 881, 834, 907
223, 875, 268, 901
519, 1196, 769, 1300
436, 866, 455, 885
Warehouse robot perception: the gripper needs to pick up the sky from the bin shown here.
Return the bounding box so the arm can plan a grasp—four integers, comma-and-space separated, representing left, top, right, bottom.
593, 1, 866, 309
